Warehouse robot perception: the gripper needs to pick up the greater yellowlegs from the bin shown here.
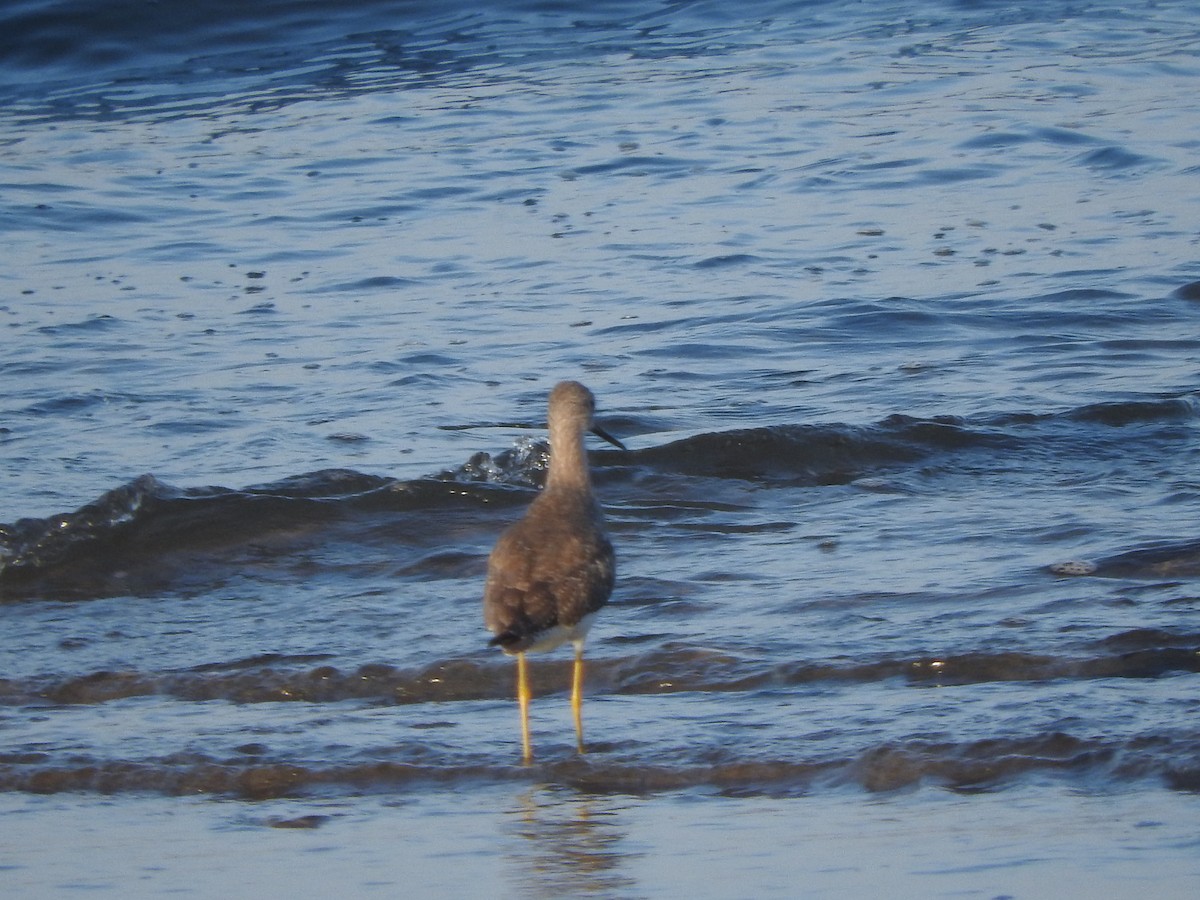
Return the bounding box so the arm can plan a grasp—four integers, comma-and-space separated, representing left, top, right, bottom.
483, 381, 624, 762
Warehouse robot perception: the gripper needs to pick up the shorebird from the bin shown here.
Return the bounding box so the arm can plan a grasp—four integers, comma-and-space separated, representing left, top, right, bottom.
483, 381, 625, 763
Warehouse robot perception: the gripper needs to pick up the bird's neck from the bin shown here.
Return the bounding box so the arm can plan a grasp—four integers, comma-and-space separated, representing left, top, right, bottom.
545, 428, 590, 492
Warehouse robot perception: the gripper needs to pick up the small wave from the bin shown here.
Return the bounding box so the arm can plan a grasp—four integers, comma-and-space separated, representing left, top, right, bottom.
694, 254, 761, 269
1053, 536, 1200, 581
0, 470, 514, 600
957, 131, 1037, 150
33, 314, 120, 334
1171, 280, 1200, 301
1074, 146, 1162, 174
2, 728, 1196, 799
1, 625, 1197, 798
3, 393, 1196, 600
1031, 126, 1099, 147
568, 156, 700, 179
1092, 540, 1200, 579
5, 629, 1195, 708
438, 437, 550, 489
0, 755, 522, 800
613, 636, 1200, 694
0, 0, 429, 74
634, 415, 1011, 483
322, 275, 421, 292
1063, 395, 1200, 427
0, 658, 503, 707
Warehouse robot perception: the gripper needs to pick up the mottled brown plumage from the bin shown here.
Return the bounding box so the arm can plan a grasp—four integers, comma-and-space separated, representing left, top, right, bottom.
483, 381, 624, 761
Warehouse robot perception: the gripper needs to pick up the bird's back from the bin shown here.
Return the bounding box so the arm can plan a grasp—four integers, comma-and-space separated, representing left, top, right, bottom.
484, 488, 614, 653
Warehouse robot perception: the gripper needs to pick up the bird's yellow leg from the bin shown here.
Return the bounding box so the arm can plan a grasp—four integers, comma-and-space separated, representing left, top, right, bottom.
572, 641, 586, 754
517, 652, 532, 764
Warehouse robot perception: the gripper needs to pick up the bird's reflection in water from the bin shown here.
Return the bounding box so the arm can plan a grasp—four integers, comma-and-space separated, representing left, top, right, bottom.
502, 786, 640, 898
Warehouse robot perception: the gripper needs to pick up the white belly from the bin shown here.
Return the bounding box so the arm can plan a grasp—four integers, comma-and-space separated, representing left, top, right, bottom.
521, 612, 597, 654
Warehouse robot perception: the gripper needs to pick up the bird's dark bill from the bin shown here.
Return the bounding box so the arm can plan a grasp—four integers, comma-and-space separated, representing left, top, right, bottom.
591, 426, 626, 451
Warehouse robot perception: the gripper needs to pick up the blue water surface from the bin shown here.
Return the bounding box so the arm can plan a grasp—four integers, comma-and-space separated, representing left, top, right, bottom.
2, 0, 1200, 896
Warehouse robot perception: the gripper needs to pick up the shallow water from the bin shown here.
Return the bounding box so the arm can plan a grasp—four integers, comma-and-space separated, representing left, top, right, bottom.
2, 786, 1199, 898
3, 0, 1200, 895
